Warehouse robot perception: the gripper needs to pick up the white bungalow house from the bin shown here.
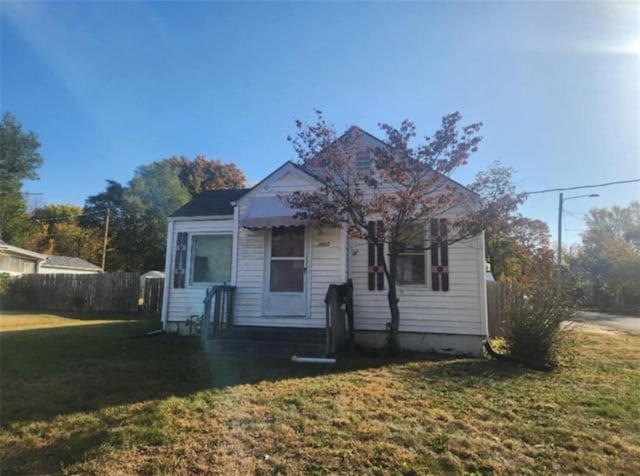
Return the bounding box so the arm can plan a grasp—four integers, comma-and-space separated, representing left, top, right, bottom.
161, 129, 488, 355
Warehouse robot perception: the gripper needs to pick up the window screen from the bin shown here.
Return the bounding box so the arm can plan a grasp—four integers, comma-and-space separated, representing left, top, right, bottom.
191, 235, 232, 284
396, 224, 426, 285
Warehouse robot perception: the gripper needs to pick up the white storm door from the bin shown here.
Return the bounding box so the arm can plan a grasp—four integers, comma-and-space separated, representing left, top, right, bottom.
264, 226, 307, 316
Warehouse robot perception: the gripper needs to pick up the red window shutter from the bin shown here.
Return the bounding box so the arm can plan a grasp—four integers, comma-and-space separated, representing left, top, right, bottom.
376, 221, 385, 291
173, 232, 188, 289
440, 219, 449, 292
367, 221, 385, 291
430, 219, 440, 291
430, 219, 450, 292
367, 221, 375, 291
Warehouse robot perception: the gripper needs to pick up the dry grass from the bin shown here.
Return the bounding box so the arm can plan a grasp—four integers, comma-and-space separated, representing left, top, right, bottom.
1, 312, 639, 475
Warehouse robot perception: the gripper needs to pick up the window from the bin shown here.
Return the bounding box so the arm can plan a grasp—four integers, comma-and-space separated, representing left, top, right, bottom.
396, 224, 425, 285
190, 235, 232, 284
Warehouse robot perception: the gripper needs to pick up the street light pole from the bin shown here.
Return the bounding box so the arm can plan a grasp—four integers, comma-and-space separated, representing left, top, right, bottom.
557, 192, 564, 269
557, 193, 599, 284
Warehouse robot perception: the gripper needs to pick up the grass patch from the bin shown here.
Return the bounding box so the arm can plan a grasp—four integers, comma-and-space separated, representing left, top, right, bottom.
1, 312, 639, 475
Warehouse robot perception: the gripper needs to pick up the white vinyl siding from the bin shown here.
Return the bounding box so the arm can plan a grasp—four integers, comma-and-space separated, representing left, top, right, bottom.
0, 255, 37, 274
350, 232, 486, 335
165, 218, 235, 323
234, 167, 346, 328
162, 160, 487, 343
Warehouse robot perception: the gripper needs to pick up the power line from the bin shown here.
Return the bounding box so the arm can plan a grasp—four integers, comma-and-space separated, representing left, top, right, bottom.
32, 208, 108, 223
525, 178, 640, 195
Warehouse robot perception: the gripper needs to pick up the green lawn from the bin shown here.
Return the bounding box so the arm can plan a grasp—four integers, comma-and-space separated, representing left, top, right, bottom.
1, 312, 639, 475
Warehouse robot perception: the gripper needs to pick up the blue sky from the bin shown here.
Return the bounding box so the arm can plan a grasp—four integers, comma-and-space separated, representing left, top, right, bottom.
2, 1, 638, 246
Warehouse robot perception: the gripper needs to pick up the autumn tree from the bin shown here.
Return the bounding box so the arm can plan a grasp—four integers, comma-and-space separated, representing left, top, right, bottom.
0, 112, 43, 244
83, 157, 245, 271
167, 155, 246, 195
469, 161, 554, 281
23, 204, 103, 264
288, 111, 513, 352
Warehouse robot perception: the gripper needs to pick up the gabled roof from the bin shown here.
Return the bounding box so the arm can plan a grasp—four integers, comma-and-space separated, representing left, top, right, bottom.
340, 125, 479, 200
41, 256, 102, 271
170, 188, 250, 218
235, 161, 323, 205
169, 124, 479, 221
0, 240, 48, 260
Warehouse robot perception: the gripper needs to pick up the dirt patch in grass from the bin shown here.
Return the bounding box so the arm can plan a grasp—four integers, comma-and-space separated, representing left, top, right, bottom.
1, 313, 639, 475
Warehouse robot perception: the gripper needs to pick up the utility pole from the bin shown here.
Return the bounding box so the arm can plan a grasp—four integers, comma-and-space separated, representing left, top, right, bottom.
101, 208, 110, 272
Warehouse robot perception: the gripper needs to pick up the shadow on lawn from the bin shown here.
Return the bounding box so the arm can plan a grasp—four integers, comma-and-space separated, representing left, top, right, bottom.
0, 317, 529, 475
1, 321, 197, 422
1, 318, 527, 427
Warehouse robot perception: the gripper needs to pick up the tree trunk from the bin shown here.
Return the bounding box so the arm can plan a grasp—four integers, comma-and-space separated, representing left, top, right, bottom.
384, 250, 401, 353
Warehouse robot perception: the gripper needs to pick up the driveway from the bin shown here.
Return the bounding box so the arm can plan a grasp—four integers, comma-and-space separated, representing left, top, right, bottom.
573, 311, 640, 334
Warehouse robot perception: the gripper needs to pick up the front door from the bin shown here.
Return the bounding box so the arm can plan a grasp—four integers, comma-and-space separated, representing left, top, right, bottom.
264, 226, 307, 316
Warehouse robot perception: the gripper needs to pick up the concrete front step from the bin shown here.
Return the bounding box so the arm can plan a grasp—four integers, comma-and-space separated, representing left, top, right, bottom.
203, 338, 327, 357
214, 326, 326, 343
203, 326, 328, 356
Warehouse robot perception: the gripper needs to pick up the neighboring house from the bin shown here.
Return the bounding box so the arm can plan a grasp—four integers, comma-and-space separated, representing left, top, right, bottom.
39, 256, 102, 275
0, 241, 101, 276
0, 240, 47, 276
161, 129, 488, 355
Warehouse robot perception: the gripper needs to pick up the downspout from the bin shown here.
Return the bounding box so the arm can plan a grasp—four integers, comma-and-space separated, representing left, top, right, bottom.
231, 201, 239, 286
479, 231, 489, 337
344, 223, 351, 282
291, 355, 336, 364
160, 219, 175, 329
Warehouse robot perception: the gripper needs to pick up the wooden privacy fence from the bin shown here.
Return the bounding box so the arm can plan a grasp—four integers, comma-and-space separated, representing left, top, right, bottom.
12, 273, 141, 313
142, 278, 164, 317
486, 281, 518, 337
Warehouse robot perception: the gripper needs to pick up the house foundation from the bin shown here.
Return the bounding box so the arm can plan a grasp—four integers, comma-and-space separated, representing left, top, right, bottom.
354, 330, 484, 356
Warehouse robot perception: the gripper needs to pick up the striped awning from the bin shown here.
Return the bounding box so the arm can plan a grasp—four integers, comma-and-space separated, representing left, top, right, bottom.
239, 197, 309, 228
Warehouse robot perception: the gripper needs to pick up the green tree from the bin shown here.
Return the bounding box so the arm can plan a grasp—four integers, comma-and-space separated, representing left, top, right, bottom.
84, 157, 245, 272
577, 201, 640, 309
0, 113, 43, 243
126, 160, 192, 271
82, 181, 135, 271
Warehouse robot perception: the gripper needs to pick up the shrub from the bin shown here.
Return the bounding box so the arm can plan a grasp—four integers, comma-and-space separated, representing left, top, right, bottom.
501, 279, 575, 365
0, 276, 33, 310
0, 273, 12, 294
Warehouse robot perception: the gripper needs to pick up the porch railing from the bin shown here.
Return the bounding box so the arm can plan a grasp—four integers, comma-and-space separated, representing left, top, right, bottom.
201, 285, 236, 347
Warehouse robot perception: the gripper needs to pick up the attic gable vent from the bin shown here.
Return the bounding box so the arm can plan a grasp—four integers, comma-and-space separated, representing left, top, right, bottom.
355, 153, 371, 172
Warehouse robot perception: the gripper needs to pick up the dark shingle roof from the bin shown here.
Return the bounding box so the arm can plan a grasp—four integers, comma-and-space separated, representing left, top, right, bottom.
170, 188, 250, 218
41, 256, 102, 271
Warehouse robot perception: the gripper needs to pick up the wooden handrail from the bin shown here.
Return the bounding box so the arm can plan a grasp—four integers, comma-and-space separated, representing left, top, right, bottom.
202, 285, 236, 347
